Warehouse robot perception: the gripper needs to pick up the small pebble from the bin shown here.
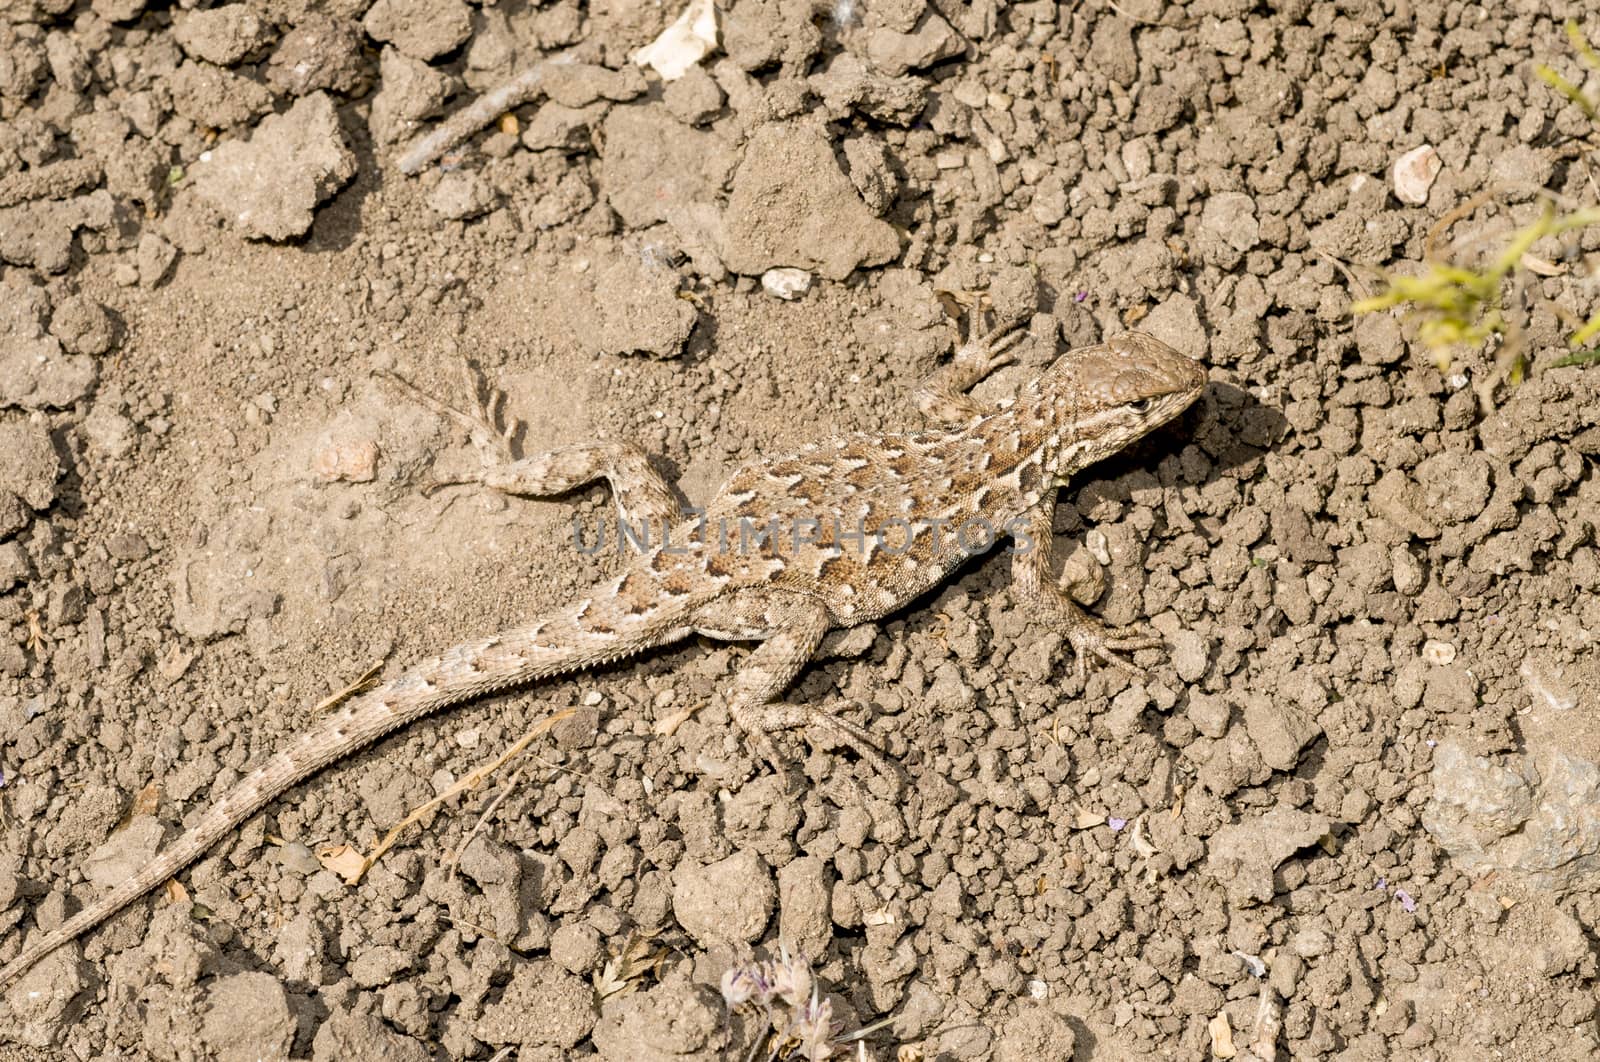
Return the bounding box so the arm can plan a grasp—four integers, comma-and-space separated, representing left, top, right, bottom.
277, 842, 323, 876
312, 438, 379, 483
1085, 529, 1111, 566
761, 268, 812, 301
1422, 640, 1456, 665
1393, 145, 1441, 205
1290, 927, 1330, 958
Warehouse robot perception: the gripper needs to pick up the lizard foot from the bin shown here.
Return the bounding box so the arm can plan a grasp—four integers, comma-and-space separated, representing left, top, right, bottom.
1064, 618, 1163, 680
953, 317, 1026, 378
737, 701, 898, 778
382, 356, 522, 489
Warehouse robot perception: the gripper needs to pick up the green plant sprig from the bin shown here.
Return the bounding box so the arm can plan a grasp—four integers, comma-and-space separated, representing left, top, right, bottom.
1353, 20, 1600, 383
1534, 20, 1600, 121
1352, 205, 1600, 374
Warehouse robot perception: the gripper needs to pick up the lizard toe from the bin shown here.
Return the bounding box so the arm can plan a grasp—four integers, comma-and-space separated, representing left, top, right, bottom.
956, 323, 1025, 374
746, 730, 791, 775
737, 701, 896, 778
805, 703, 898, 777
1067, 622, 1161, 678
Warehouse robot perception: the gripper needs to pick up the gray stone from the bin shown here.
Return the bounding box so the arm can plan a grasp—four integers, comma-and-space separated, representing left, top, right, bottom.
83, 816, 166, 889
864, 11, 964, 77
1423, 740, 1600, 890
1241, 693, 1321, 771
1202, 191, 1260, 253
1204, 808, 1332, 906
200, 972, 296, 1062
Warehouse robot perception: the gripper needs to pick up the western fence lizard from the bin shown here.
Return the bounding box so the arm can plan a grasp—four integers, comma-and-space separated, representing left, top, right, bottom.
0, 319, 1206, 987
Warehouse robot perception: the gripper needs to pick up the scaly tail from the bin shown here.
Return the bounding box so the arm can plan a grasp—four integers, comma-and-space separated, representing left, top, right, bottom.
0, 590, 697, 987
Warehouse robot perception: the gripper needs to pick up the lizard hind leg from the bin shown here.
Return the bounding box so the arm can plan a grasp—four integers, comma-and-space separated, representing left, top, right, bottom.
386, 358, 683, 530
697, 592, 893, 775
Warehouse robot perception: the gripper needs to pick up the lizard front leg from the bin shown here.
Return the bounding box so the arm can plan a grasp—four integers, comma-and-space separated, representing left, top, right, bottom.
1011, 503, 1162, 678
695, 591, 889, 772
914, 314, 1025, 427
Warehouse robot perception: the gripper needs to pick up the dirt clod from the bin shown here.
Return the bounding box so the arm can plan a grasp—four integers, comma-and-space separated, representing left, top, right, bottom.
5, 1, 1600, 1058
672, 850, 775, 946
475, 960, 595, 1048
191, 92, 357, 241
721, 122, 900, 280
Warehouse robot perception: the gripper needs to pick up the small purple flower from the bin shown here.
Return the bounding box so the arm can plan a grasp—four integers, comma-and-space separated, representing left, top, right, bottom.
792, 992, 837, 1061
720, 965, 767, 1009
1426, 739, 1437, 748
768, 947, 813, 1008
1074, 290, 1089, 302
1108, 817, 1127, 832
1375, 877, 1387, 891
1395, 889, 1417, 913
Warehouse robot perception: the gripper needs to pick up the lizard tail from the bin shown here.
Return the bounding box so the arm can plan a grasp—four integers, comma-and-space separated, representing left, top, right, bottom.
0, 593, 696, 987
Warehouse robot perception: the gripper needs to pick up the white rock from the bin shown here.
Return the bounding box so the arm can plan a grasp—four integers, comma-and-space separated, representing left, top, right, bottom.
1520, 658, 1578, 712
761, 267, 813, 301
632, 0, 716, 81
1422, 639, 1457, 665
1393, 145, 1441, 206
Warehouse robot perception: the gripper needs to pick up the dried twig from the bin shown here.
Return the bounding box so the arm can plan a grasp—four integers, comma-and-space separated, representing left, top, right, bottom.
313, 659, 384, 713
397, 52, 576, 174
446, 760, 530, 883
320, 707, 575, 885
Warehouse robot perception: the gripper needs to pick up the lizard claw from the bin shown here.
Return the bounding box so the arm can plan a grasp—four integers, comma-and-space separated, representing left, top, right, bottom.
746, 731, 792, 776
954, 319, 1025, 377
383, 356, 520, 468
805, 703, 900, 778
1066, 620, 1163, 680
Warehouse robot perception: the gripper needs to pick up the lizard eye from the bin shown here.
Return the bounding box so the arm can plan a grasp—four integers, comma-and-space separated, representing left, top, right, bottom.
1128, 398, 1154, 414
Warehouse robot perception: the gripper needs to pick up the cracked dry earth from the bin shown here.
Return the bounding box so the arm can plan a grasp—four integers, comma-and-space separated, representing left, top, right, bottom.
5, 0, 1600, 1057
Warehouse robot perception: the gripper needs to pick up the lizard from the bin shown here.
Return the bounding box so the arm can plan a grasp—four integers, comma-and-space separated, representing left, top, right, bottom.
0, 317, 1207, 988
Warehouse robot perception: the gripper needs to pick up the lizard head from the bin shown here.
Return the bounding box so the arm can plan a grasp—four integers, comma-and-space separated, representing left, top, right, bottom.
1038, 332, 1208, 478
